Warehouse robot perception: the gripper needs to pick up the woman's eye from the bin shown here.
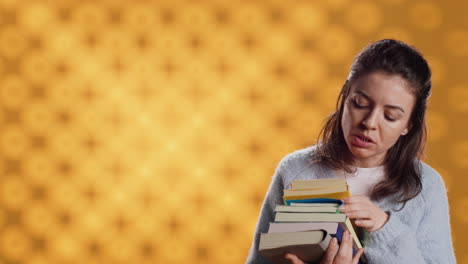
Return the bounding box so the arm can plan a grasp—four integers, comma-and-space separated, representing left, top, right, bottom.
385, 114, 396, 121
352, 99, 368, 109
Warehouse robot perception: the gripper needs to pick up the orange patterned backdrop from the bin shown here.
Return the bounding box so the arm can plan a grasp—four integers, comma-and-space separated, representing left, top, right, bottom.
0, 0, 467, 263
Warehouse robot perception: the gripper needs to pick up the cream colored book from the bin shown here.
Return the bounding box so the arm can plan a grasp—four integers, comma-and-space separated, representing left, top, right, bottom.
259, 230, 331, 264
275, 212, 347, 222
274, 205, 338, 213
290, 178, 347, 190
272, 213, 362, 249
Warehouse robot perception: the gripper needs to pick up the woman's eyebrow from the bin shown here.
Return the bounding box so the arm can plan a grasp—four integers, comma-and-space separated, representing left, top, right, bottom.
355, 90, 372, 101
355, 90, 405, 113
386, 105, 405, 113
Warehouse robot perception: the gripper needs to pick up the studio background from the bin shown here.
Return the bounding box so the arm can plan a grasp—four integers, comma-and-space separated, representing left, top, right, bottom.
0, 0, 467, 263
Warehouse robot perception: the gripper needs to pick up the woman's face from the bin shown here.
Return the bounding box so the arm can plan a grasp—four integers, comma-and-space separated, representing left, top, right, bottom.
341, 71, 416, 167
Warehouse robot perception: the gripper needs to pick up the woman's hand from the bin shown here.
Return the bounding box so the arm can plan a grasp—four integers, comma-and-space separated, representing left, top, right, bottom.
284, 252, 306, 264
320, 231, 363, 264
339, 195, 389, 232
283, 231, 364, 264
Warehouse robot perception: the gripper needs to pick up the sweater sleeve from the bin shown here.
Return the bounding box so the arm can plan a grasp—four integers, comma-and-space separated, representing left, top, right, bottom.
245, 157, 286, 264
363, 169, 456, 264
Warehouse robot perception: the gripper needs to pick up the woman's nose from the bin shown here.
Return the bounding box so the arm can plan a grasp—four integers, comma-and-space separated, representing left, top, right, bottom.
361, 111, 378, 129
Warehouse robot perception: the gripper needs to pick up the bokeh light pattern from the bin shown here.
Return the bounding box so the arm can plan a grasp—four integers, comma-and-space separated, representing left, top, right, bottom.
0, 0, 467, 263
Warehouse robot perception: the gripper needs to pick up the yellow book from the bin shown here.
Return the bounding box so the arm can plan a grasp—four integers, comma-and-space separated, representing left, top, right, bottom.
283, 189, 351, 205
284, 185, 348, 196
283, 178, 351, 205
290, 178, 347, 189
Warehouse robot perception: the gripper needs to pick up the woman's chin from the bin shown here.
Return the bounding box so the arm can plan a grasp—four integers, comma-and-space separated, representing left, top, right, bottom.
348, 145, 374, 159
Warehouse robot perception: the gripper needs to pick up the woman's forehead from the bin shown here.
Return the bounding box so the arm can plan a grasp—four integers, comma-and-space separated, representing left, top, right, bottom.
350, 72, 416, 107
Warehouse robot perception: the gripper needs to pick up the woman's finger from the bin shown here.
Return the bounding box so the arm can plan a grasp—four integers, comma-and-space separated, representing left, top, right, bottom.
352, 248, 365, 264
320, 237, 339, 264
338, 203, 366, 213
336, 231, 353, 259
284, 253, 306, 264
342, 196, 369, 204
343, 210, 371, 219
355, 219, 374, 229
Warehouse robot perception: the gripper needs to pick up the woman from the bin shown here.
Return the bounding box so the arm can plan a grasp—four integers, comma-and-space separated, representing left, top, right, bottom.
246, 39, 456, 264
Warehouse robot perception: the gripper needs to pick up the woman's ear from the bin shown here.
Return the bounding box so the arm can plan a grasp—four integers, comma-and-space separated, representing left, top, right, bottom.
402, 121, 413, 136
401, 128, 409, 135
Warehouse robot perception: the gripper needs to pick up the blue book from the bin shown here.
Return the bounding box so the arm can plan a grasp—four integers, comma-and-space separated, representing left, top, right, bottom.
331, 224, 365, 263
284, 198, 344, 206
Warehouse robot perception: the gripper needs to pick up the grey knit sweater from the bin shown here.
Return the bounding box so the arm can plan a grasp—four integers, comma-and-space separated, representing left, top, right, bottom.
246, 146, 456, 264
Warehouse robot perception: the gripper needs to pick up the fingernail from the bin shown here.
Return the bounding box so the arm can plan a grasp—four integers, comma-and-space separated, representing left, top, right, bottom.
332, 237, 337, 245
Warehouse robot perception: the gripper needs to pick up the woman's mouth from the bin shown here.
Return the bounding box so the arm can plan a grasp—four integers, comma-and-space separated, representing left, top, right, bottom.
352, 135, 373, 148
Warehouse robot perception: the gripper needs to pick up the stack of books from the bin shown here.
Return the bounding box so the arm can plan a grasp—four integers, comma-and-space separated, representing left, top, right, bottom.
258, 178, 365, 264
